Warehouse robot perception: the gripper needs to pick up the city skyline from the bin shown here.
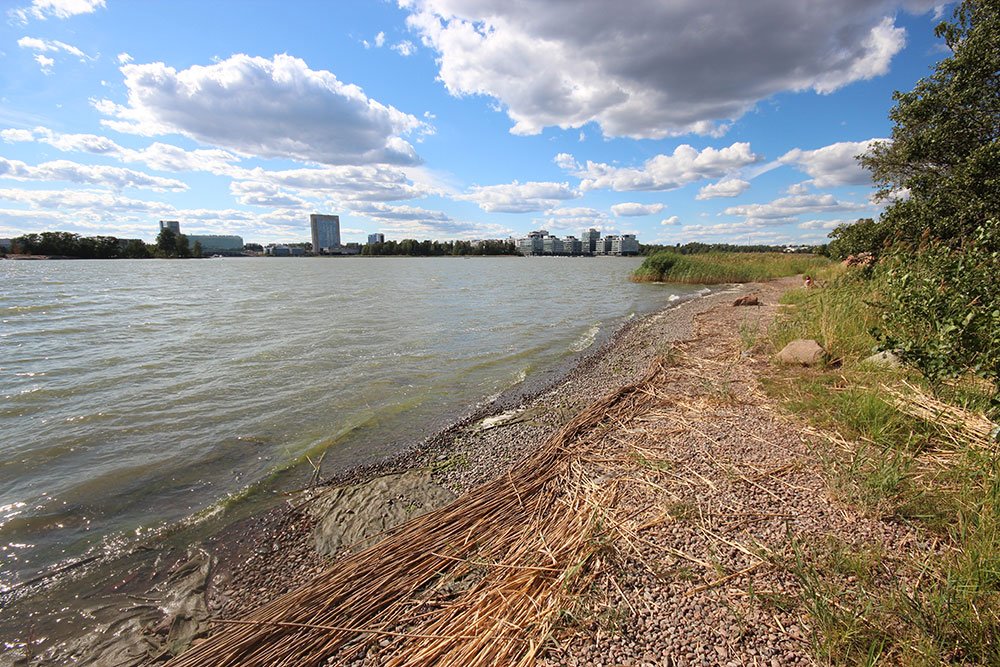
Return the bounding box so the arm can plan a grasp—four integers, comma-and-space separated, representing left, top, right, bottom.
0, 1, 955, 246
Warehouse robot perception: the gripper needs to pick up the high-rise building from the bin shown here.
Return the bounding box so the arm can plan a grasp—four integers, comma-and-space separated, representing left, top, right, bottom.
159, 220, 181, 234
310, 214, 341, 253
367, 233, 385, 245
582, 228, 601, 254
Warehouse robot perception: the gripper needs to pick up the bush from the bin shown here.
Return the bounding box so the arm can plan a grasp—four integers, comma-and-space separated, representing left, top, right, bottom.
874, 222, 1000, 407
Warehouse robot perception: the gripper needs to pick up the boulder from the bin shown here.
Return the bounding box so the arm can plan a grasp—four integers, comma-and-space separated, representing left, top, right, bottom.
863, 350, 902, 368
733, 295, 760, 307
776, 339, 826, 366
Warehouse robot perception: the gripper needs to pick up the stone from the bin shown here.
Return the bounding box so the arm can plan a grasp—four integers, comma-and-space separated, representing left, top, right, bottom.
775, 339, 826, 366
863, 350, 902, 368
732, 295, 760, 307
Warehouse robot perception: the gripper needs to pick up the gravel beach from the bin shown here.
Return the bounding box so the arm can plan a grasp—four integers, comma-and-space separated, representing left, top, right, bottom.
11, 276, 929, 666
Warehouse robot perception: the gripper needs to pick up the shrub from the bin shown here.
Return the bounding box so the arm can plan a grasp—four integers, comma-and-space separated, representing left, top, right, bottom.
874, 222, 1000, 408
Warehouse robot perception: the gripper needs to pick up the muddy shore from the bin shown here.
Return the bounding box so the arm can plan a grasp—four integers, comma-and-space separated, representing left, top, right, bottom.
3, 280, 757, 666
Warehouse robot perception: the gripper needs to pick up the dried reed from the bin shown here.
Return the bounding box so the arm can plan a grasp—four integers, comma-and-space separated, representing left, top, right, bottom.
166, 359, 670, 667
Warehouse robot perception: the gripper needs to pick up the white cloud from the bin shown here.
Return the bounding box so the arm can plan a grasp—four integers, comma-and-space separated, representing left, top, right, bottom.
235, 164, 427, 203
392, 40, 417, 56
375, 31, 386, 48
539, 205, 610, 229
402, 0, 929, 138
34, 54, 55, 74
0, 188, 170, 214
574, 143, 759, 192
1, 126, 244, 174
610, 202, 664, 217
661, 215, 680, 226
799, 218, 853, 230
1, 129, 36, 142
0, 156, 189, 191
779, 139, 882, 186
10, 0, 105, 23
457, 180, 578, 213
553, 152, 578, 170
786, 181, 811, 195
229, 180, 308, 208
117, 52, 133, 64
17, 36, 91, 61
696, 178, 750, 200
724, 193, 866, 224
96, 54, 430, 166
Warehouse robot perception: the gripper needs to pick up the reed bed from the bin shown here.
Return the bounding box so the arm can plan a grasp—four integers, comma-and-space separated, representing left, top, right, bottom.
167, 359, 670, 667
631, 252, 830, 284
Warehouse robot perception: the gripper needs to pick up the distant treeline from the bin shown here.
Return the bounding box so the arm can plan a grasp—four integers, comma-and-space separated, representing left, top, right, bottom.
361, 239, 518, 256
639, 242, 821, 256
7, 231, 153, 258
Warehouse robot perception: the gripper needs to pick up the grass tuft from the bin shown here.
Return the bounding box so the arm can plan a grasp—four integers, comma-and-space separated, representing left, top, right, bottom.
631, 251, 831, 284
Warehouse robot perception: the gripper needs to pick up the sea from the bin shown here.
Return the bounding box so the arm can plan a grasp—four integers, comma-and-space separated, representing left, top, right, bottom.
0, 256, 705, 592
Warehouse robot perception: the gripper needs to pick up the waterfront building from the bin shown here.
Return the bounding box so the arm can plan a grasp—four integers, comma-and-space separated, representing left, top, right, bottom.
516, 229, 548, 256
582, 228, 601, 254
268, 245, 292, 257
367, 233, 385, 245
310, 214, 341, 253
159, 220, 181, 234
186, 234, 244, 254
563, 236, 583, 255
542, 235, 564, 255
612, 234, 640, 256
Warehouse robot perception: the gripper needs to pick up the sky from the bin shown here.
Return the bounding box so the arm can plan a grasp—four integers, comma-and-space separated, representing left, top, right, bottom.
0, 0, 955, 246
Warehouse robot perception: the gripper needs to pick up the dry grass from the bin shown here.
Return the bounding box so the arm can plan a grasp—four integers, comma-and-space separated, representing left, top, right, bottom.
167, 359, 673, 667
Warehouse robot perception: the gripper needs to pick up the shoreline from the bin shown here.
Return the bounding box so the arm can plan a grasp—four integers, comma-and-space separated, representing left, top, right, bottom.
1, 280, 750, 666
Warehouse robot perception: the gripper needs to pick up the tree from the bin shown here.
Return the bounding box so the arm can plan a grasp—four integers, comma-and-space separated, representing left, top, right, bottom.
861, 0, 1000, 249
825, 218, 889, 260
156, 227, 177, 256
192, 240, 203, 257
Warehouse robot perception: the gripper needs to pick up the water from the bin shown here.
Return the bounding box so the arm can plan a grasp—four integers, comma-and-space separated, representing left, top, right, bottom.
0, 256, 700, 589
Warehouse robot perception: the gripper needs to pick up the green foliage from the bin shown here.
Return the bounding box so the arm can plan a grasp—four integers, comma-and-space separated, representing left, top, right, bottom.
826, 218, 890, 260
361, 238, 518, 256
11, 231, 152, 259
860, 0, 1000, 249
631, 251, 829, 284
638, 241, 815, 256
874, 223, 1000, 403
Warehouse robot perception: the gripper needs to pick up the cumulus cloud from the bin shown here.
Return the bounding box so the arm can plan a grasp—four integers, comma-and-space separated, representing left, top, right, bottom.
392, 40, 417, 56
234, 164, 427, 203
539, 205, 610, 229
724, 193, 866, 224
0, 188, 170, 214
553, 152, 578, 170
457, 180, 578, 213
696, 178, 750, 200
95, 54, 430, 166
0, 156, 188, 191
779, 139, 882, 186
10, 0, 105, 23
611, 202, 664, 217
573, 143, 759, 192
1, 126, 244, 175
401, 0, 933, 138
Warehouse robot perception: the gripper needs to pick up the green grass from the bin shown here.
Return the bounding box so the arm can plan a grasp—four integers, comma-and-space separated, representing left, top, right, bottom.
631, 251, 831, 284
762, 269, 1000, 665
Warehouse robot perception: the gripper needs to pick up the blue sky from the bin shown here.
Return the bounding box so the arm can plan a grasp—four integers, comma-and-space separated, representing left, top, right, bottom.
0, 0, 953, 245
